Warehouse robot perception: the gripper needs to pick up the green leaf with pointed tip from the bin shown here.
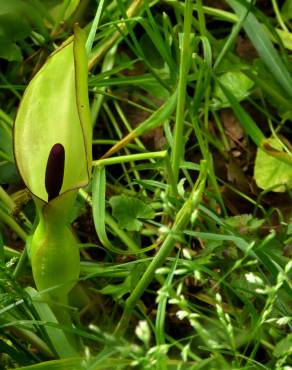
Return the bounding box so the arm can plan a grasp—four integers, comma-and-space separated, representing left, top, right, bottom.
14, 26, 92, 202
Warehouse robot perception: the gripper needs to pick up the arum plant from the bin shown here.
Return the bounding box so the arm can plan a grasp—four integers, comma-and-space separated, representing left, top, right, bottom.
14, 26, 92, 319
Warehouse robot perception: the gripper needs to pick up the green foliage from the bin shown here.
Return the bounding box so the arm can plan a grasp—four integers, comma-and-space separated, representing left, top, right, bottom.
273, 333, 292, 358
254, 137, 292, 191
213, 71, 254, 108
0, 1, 31, 61
109, 195, 155, 231
224, 214, 265, 236
0, 0, 49, 61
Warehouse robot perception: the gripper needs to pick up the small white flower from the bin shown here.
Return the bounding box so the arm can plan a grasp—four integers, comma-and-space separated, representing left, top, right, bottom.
135, 320, 151, 346
276, 317, 291, 326
176, 310, 189, 320
245, 272, 264, 285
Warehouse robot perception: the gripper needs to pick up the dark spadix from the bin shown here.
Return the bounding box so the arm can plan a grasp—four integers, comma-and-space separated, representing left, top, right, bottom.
45, 143, 65, 201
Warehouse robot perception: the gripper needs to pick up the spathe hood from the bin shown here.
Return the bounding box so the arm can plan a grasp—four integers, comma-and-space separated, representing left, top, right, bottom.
14, 25, 92, 203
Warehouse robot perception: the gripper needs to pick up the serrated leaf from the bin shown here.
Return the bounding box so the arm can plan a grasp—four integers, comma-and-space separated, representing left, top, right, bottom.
109, 195, 155, 231
254, 138, 292, 192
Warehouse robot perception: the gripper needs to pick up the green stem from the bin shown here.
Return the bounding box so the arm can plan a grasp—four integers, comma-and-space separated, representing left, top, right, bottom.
0, 186, 32, 228
13, 247, 28, 279
4, 245, 21, 258
0, 189, 32, 278
165, 153, 178, 197
0, 186, 15, 210
171, 0, 193, 186
196, 0, 207, 36
0, 208, 27, 241
271, 0, 288, 32
93, 150, 167, 166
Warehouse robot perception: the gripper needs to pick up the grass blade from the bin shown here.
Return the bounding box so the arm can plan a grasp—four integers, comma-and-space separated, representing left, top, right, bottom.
227, 0, 292, 98
171, 0, 193, 184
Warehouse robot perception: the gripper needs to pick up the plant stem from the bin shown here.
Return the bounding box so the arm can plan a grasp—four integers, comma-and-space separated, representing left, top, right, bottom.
93, 150, 167, 166
271, 0, 288, 32
171, 0, 193, 186
0, 208, 27, 241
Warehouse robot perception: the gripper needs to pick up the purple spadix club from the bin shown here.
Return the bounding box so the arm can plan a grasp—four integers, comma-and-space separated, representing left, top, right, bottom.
45, 143, 65, 202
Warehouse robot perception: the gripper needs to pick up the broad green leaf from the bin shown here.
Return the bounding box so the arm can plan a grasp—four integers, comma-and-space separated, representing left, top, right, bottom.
14, 26, 92, 202
212, 71, 254, 108
254, 138, 292, 192
109, 195, 155, 231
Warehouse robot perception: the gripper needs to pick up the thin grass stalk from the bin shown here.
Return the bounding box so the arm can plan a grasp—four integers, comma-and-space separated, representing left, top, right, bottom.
171, 0, 193, 186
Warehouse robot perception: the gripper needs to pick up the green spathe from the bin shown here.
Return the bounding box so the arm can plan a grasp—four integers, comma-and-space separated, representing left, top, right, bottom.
14, 26, 92, 203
